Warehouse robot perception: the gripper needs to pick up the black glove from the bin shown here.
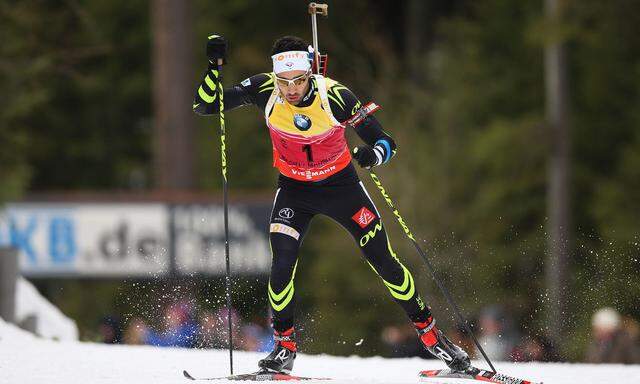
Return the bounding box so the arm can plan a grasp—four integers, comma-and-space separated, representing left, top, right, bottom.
207, 34, 228, 65
352, 146, 379, 169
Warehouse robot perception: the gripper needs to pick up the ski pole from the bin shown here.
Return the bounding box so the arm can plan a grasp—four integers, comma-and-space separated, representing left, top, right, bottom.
215, 59, 234, 375
367, 170, 497, 373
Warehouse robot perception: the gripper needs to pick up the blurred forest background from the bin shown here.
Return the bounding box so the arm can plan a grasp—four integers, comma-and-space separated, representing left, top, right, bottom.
1, 0, 639, 361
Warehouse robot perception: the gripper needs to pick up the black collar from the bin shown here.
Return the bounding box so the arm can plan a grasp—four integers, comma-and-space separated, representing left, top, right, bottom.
295, 77, 316, 107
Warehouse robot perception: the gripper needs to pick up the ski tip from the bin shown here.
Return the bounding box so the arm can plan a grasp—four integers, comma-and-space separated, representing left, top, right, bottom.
183, 370, 196, 380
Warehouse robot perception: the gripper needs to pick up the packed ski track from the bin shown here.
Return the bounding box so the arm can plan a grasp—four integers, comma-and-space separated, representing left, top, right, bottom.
2, 319, 640, 384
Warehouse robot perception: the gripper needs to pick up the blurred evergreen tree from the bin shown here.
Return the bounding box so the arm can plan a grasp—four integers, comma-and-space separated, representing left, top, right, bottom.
1, 0, 152, 191
420, 0, 640, 359
414, 0, 547, 335
565, 0, 640, 359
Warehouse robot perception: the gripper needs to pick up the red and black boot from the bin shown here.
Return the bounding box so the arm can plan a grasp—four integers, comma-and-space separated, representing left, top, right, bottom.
415, 317, 471, 372
258, 327, 297, 374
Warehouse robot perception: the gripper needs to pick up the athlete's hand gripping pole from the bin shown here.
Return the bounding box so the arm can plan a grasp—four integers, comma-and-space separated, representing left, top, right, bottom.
214, 54, 234, 375
367, 170, 497, 373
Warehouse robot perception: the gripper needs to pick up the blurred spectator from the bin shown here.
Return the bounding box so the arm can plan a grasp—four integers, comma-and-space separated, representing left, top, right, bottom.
197, 310, 219, 349
257, 328, 275, 352
449, 323, 477, 360
145, 301, 199, 348
123, 317, 148, 345
197, 307, 242, 349
476, 305, 518, 361
98, 316, 122, 344
511, 334, 559, 362
239, 316, 274, 352
585, 307, 640, 364
240, 323, 265, 351
622, 315, 640, 343
253, 316, 275, 352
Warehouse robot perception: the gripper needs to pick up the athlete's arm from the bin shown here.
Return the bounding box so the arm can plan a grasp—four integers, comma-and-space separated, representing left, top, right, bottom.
327, 82, 397, 166
193, 69, 274, 116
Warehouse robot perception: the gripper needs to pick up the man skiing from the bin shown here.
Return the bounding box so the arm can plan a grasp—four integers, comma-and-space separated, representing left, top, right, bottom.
193, 35, 471, 374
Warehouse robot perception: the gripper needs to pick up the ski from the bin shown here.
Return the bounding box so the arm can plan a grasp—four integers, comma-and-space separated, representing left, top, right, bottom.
183, 369, 331, 381
419, 367, 542, 384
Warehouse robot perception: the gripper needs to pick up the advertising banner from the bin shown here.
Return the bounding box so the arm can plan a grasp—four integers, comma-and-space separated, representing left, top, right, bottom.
0, 203, 170, 277
0, 202, 271, 278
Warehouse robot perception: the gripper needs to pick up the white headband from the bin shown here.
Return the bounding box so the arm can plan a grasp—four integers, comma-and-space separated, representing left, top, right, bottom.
271, 50, 312, 74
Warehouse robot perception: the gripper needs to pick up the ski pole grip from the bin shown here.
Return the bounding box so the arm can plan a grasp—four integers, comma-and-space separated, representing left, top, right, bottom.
308, 3, 328, 16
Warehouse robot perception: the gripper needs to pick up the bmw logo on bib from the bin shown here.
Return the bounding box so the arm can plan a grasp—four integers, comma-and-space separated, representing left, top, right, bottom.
293, 114, 312, 131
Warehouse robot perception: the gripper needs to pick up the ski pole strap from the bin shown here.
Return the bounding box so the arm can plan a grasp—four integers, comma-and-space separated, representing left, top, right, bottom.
345, 102, 381, 127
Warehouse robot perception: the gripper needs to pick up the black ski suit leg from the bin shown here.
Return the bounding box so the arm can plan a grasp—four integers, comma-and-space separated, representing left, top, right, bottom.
267, 188, 315, 332
323, 181, 431, 322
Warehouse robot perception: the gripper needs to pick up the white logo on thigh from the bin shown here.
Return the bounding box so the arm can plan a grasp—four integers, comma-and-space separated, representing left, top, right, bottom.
279, 208, 294, 219
270, 223, 300, 240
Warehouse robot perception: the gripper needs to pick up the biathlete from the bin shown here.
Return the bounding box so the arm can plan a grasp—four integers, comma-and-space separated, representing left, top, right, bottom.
193, 34, 471, 374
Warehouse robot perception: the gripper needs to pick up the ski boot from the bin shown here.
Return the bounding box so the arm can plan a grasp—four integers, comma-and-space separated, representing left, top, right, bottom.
415, 317, 471, 372
258, 327, 297, 374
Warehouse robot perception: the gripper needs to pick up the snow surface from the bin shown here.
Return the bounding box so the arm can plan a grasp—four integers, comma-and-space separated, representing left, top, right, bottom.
1, 317, 639, 384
